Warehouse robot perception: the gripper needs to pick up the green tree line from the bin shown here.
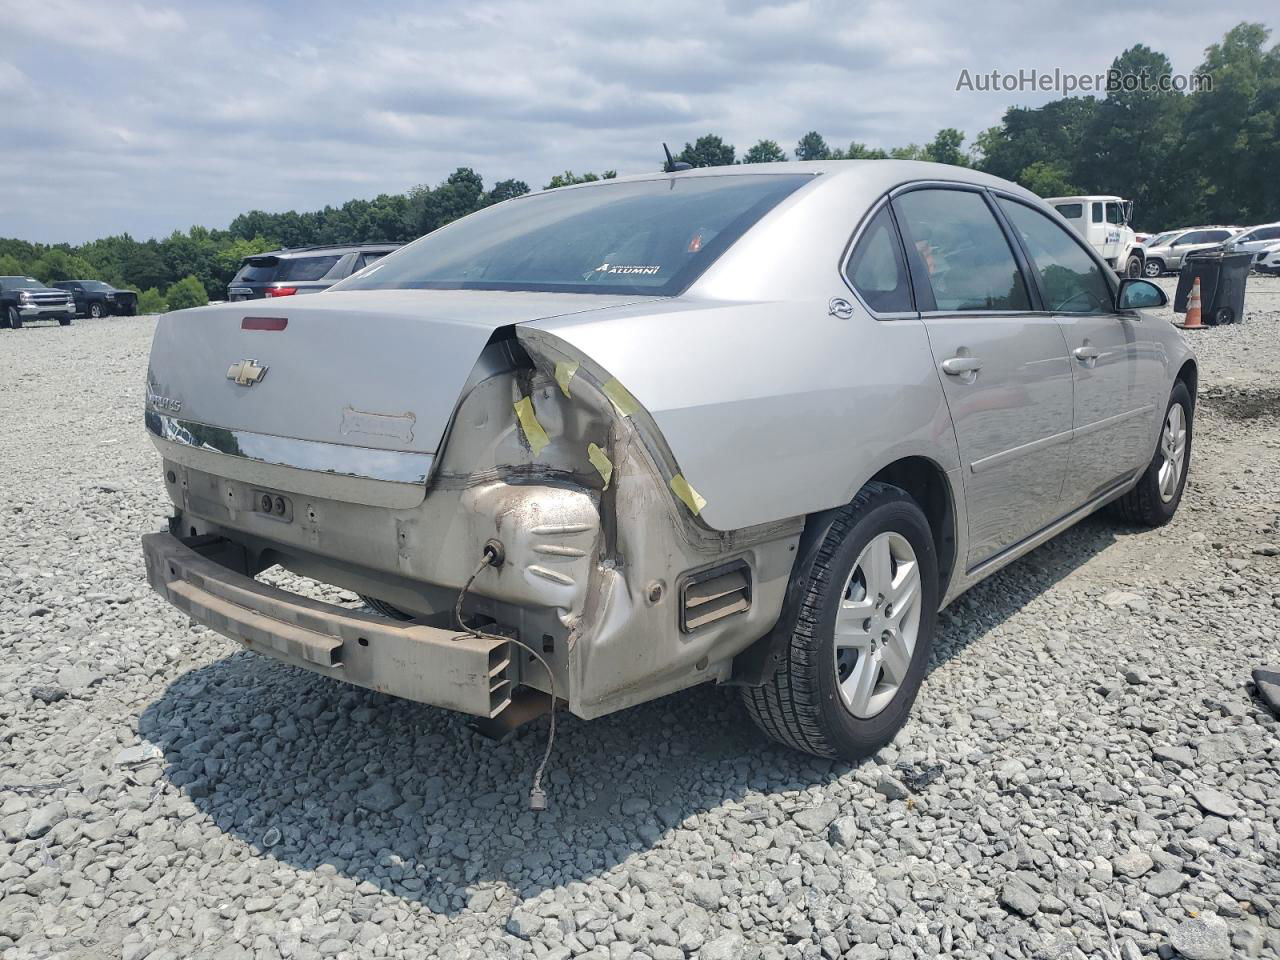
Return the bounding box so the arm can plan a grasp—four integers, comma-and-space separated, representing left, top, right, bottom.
2, 22, 1275, 308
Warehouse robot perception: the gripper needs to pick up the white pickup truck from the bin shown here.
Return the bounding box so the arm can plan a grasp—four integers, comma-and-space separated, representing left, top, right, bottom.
1046, 195, 1142, 278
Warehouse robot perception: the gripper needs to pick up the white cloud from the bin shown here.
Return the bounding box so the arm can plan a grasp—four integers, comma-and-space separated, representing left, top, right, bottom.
0, 0, 1271, 242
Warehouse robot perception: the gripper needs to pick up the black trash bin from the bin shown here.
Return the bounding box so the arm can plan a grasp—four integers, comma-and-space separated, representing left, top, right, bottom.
1174, 251, 1251, 324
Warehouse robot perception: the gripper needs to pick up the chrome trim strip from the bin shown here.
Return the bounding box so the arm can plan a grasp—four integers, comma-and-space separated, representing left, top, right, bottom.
965, 472, 1137, 578
969, 427, 1074, 475
1071, 403, 1156, 440
144, 412, 433, 485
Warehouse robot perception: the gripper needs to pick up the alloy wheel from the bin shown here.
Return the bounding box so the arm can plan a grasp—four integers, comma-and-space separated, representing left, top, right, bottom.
833, 531, 923, 719
1157, 402, 1187, 503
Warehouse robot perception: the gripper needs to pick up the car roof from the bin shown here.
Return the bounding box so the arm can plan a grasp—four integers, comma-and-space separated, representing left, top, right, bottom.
251, 243, 402, 260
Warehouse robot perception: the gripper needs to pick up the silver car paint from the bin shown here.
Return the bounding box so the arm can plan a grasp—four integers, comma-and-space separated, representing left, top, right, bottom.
143, 160, 1196, 720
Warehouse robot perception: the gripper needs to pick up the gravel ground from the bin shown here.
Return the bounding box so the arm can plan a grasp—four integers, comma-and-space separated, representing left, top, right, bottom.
1, 278, 1278, 960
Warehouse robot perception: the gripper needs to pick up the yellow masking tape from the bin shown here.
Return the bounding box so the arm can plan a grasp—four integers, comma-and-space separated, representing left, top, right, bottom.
601, 378, 640, 417
513, 396, 550, 456
555, 360, 579, 399
587, 442, 613, 490
669, 474, 706, 516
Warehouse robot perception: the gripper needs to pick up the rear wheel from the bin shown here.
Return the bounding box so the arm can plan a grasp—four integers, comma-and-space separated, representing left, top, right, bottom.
1109, 382, 1192, 526
1144, 259, 1164, 278
89, 302, 104, 319
58, 316, 72, 326
743, 482, 938, 760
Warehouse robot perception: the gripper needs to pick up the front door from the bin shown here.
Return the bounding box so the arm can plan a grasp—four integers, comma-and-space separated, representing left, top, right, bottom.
995, 197, 1162, 506
893, 187, 1075, 569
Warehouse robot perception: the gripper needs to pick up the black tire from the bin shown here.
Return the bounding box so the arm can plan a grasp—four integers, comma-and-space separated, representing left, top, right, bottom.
743, 482, 939, 760
1109, 382, 1193, 527
1125, 255, 1143, 278
1143, 259, 1164, 278
359, 595, 413, 621
88, 302, 103, 319
58, 315, 72, 326
8, 307, 22, 330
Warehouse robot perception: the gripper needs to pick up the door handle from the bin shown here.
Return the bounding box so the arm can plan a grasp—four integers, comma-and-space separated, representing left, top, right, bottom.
941, 356, 982, 376
1072, 345, 1100, 361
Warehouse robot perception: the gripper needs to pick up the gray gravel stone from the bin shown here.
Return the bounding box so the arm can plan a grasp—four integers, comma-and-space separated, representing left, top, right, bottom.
1113, 847, 1154, 878
999, 879, 1039, 916
1192, 787, 1241, 818
792, 801, 839, 833
1170, 913, 1232, 960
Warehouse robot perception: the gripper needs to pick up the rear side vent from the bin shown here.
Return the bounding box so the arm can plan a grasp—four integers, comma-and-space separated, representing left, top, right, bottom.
680, 560, 752, 632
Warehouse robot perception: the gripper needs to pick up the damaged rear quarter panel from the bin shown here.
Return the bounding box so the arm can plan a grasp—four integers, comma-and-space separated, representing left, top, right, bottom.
522, 299, 959, 532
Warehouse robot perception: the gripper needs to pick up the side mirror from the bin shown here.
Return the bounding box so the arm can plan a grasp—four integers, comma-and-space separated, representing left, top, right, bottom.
1117, 278, 1167, 312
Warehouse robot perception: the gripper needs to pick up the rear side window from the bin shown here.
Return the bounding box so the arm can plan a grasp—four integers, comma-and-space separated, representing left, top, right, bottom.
234, 258, 278, 283
1054, 203, 1083, 220
1091, 203, 1104, 223
337, 174, 813, 296
998, 199, 1113, 314
894, 189, 1031, 312
274, 255, 342, 282
845, 206, 913, 313
1203, 230, 1231, 242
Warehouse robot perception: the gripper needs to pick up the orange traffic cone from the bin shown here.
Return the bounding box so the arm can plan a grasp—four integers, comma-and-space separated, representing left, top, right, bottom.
1180, 277, 1204, 329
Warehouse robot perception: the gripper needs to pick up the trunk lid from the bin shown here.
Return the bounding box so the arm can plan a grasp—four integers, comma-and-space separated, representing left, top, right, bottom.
147, 289, 649, 457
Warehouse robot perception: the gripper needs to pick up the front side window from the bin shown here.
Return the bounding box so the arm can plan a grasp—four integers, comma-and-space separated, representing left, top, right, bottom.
894, 189, 1030, 312
1104, 202, 1124, 224
998, 198, 1113, 314
337, 174, 814, 296
845, 206, 913, 313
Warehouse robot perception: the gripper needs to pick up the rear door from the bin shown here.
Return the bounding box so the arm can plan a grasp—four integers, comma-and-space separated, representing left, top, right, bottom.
995, 196, 1161, 507
893, 185, 1074, 569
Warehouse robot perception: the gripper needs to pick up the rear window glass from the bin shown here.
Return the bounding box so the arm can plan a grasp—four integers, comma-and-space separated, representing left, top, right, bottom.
233, 259, 278, 283
1054, 204, 1083, 220
274, 255, 342, 282
336, 174, 813, 296
845, 207, 913, 313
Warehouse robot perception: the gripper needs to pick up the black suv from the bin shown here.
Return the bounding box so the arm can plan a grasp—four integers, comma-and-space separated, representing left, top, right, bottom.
226, 243, 400, 301
0, 276, 75, 329
52, 280, 139, 318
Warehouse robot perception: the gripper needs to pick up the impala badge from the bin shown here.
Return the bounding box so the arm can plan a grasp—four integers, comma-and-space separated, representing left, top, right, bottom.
227, 359, 268, 386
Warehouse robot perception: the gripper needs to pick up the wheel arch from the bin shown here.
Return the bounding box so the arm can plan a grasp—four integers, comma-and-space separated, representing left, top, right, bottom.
1175, 358, 1198, 407
730, 455, 957, 686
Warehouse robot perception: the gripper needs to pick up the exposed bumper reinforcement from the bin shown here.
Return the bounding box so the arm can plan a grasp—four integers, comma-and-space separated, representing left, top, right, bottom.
141, 532, 514, 717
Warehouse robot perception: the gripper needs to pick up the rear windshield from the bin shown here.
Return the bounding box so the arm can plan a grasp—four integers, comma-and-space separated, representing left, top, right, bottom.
233, 258, 278, 283
336, 174, 814, 296
274, 255, 342, 282
1053, 203, 1084, 220
80, 280, 112, 291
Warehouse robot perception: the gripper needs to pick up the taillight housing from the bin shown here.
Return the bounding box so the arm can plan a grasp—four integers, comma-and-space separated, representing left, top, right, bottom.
265, 287, 297, 298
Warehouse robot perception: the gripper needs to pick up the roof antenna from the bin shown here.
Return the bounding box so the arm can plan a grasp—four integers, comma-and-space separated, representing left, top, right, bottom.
663, 143, 693, 173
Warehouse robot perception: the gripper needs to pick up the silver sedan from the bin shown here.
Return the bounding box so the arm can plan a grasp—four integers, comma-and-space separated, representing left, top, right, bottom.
141, 160, 1196, 765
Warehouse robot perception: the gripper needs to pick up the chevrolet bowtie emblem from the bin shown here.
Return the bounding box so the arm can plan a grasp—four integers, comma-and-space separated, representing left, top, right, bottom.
227, 359, 268, 386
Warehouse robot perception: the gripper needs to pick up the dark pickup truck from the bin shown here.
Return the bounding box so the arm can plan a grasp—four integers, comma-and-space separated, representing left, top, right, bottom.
0, 276, 75, 329
52, 280, 139, 318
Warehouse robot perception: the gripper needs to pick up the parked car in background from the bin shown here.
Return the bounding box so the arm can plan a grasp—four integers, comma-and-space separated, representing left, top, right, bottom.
1140, 226, 1241, 277
142, 161, 1196, 767
1253, 240, 1280, 275
1045, 195, 1143, 277
1224, 222, 1280, 257
52, 280, 139, 318
226, 243, 400, 301
0, 276, 75, 329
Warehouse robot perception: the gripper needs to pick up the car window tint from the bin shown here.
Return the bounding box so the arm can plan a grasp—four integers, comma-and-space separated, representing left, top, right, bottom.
894, 189, 1030, 312
1054, 203, 1083, 219
274, 255, 342, 282
1205, 230, 1231, 242
1105, 202, 1123, 224
234, 259, 278, 283
845, 206, 913, 313
998, 198, 1114, 314
1259, 227, 1280, 241
1091, 203, 1104, 223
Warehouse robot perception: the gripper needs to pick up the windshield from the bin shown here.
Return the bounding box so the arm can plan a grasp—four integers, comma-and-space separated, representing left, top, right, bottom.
1147, 232, 1178, 247
2, 277, 45, 289
337, 174, 814, 296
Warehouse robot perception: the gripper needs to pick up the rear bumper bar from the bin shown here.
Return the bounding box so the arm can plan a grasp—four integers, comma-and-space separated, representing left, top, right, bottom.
141, 532, 515, 717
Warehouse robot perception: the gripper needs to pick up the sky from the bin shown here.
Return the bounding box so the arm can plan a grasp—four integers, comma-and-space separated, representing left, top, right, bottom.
1, 0, 1272, 244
